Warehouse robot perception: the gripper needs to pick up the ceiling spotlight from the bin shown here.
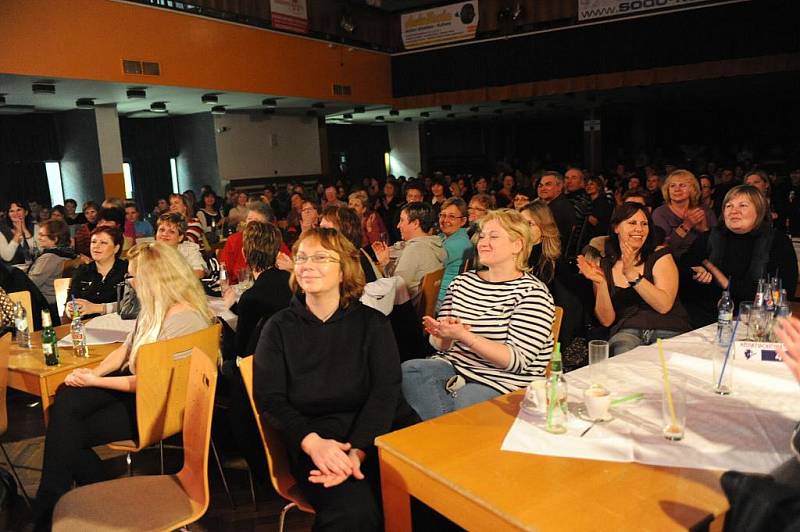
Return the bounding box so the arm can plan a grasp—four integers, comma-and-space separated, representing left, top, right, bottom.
127, 88, 147, 99
470, 106, 480, 112
353, 106, 366, 114
420, 111, 430, 118
75, 98, 95, 109
262, 108, 275, 115
447, 113, 455, 118
0, 94, 6, 105
312, 102, 326, 109
262, 98, 278, 107
441, 104, 452, 111
211, 105, 226, 115
343, 113, 353, 119
202, 94, 219, 105
389, 109, 399, 116
375, 115, 385, 121
403, 117, 412, 122
32, 83, 56, 95
150, 101, 168, 113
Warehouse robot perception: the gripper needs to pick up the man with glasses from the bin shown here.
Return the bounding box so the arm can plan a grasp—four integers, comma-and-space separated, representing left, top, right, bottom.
372, 202, 445, 302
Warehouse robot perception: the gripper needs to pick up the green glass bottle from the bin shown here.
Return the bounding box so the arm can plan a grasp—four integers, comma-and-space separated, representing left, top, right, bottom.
41, 310, 60, 366
545, 342, 568, 434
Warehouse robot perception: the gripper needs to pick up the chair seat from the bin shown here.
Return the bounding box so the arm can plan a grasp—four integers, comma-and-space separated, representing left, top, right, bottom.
286, 484, 314, 514
52, 474, 201, 532
107, 439, 139, 451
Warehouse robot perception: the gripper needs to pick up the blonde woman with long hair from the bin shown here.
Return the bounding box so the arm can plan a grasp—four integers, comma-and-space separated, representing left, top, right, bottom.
520, 201, 561, 284
402, 209, 555, 421
33, 242, 214, 527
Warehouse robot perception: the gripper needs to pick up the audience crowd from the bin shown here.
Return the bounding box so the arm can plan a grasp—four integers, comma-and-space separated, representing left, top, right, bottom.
2, 156, 799, 530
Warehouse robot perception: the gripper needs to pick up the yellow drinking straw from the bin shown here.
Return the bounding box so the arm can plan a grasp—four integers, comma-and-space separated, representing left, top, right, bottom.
657, 339, 679, 432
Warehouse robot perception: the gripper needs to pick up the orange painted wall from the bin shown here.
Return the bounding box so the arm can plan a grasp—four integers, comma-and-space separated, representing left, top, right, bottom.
102, 172, 126, 200
0, 0, 392, 104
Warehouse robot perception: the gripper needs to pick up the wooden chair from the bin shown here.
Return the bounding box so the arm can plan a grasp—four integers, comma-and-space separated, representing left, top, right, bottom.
52, 347, 218, 531
0, 333, 31, 507
553, 306, 564, 344
416, 268, 444, 318
7, 291, 33, 332
107, 323, 221, 473
53, 277, 71, 319
240, 356, 314, 531
60, 257, 82, 279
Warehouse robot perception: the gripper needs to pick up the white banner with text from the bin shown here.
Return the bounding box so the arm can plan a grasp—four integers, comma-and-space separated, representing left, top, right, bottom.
401, 2, 479, 50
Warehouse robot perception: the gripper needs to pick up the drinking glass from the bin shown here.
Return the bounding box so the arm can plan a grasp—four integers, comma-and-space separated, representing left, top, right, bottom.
750, 308, 769, 341
712, 345, 734, 395
662, 381, 686, 441
588, 340, 609, 388
738, 301, 753, 341
238, 268, 253, 290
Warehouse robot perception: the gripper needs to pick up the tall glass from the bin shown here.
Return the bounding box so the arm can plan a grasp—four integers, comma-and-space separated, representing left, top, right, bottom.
662, 382, 686, 441
738, 301, 753, 341
588, 340, 609, 388
750, 308, 770, 341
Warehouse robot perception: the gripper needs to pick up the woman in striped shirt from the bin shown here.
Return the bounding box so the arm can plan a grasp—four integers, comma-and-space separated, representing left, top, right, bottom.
402, 209, 555, 421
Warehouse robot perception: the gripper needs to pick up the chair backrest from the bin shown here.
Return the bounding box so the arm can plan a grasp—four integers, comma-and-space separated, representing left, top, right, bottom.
132, 323, 220, 450
54, 277, 71, 319
7, 291, 33, 332
175, 348, 217, 514
60, 257, 82, 279
416, 268, 444, 318
239, 356, 302, 504
553, 306, 564, 344
0, 333, 10, 436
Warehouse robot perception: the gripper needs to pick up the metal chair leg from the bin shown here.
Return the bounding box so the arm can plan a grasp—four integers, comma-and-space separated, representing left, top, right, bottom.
210, 439, 235, 508
125, 452, 132, 476
159, 440, 165, 474
278, 501, 297, 532
0, 442, 31, 508
246, 466, 257, 510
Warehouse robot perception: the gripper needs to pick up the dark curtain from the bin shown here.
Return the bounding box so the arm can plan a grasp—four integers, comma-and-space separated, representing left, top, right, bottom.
119, 117, 177, 212
0, 114, 61, 207
392, 1, 799, 97
326, 124, 389, 185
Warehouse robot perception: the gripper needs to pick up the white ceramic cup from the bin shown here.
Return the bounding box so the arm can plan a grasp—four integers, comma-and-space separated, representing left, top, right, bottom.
584, 385, 612, 421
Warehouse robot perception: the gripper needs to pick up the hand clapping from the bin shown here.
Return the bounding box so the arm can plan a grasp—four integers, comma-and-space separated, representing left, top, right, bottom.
577, 255, 604, 284
422, 316, 470, 341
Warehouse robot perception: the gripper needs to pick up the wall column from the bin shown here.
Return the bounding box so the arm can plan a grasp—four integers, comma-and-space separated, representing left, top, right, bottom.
94, 105, 125, 199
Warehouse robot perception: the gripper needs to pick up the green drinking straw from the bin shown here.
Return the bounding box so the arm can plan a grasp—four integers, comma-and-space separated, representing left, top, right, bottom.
546, 342, 561, 431
610, 393, 643, 406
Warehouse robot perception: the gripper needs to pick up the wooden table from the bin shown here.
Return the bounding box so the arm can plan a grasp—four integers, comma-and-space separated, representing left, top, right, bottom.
8, 324, 118, 423
377, 390, 728, 531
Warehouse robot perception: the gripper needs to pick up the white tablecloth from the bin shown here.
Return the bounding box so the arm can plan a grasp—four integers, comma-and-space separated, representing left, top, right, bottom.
501, 325, 800, 474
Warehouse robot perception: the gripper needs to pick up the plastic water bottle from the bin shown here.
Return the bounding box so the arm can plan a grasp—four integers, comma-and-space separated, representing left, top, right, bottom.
717, 288, 733, 345
70, 299, 89, 358
13, 302, 31, 348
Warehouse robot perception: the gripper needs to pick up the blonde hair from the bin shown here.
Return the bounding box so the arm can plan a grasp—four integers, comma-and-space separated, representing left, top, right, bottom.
521, 202, 561, 283
722, 184, 768, 227
126, 242, 213, 371
662, 169, 701, 208
477, 208, 533, 272
290, 228, 365, 308
348, 190, 369, 210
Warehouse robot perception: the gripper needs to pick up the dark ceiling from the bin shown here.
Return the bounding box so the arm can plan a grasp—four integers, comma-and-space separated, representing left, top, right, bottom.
356, 0, 451, 13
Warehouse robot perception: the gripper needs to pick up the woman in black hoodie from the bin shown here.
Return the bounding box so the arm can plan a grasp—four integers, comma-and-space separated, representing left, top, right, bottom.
254, 227, 416, 531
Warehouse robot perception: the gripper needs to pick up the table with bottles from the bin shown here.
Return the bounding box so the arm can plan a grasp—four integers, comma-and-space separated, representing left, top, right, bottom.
375, 311, 799, 532
7, 323, 118, 424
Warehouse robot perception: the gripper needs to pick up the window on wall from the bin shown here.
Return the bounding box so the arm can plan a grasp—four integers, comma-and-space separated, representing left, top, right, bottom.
122, 162, 134, 199
44, 161, 64, 206
170, 157, 180, 194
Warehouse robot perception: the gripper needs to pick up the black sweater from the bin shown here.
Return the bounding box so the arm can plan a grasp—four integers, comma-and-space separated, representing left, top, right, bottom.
232, 267, 292, 357
69, 258, 128, 309
254, 296, 411, 455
